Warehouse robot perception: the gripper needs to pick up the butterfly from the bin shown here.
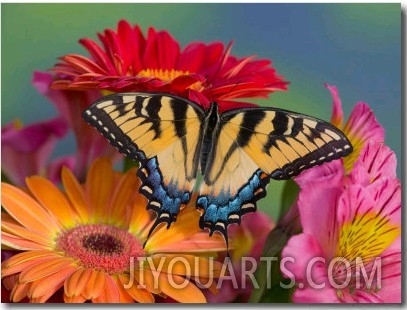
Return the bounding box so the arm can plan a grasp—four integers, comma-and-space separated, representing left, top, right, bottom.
83, 92, 352, 246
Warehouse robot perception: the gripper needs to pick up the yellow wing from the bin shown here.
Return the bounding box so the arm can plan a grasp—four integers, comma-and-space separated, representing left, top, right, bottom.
83, 92, 205, 235
197, 107, 352, 239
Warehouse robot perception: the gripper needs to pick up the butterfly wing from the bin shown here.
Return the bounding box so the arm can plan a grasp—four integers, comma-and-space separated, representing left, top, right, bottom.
197, 107, 352, 240
83, 93, 205, 235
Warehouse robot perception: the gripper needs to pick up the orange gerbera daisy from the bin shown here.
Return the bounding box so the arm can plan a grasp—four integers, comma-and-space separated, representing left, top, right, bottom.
1, 158, 226, 303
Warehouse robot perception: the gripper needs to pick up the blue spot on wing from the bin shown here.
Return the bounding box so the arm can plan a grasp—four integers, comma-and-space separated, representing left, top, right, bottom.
196, 169, 270, 243
137, 157, 191, 237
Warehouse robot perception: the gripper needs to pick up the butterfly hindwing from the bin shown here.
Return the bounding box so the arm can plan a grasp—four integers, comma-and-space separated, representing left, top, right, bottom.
83, 93, 205, 234
197, 107, 352, 239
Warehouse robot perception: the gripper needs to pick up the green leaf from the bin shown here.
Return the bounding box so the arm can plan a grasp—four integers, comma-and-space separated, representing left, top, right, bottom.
278, 179, 299, 221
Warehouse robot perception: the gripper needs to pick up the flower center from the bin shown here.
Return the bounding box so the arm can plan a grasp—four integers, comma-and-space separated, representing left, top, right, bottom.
56, 224, 145, 274
336, 211, 399, 262
137, 68, 189, 82
137, 68, 204, 91
332, 211, 399, 298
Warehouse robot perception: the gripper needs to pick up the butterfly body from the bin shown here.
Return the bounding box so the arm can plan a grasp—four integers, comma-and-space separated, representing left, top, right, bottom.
83, 92, 352, 244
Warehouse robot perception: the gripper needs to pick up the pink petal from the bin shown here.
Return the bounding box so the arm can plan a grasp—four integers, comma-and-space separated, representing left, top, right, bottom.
325, 83, 344, 128
281, 233, 324, 280
350, 142, 397, 185
345, 101, 385, 144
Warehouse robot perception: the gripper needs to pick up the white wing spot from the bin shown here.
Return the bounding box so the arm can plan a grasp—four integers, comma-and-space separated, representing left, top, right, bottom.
91, 115, 97, 120
110, 133, 116, 139
319, 156, 326, 161
97, 120, 103, 126
328, 152, 334, 157
310, 160, 316, 164
103, 126, 109, 132
335, 148, 343, 153
344, 145, 351, 149
141, 186, 153, 194
85, 110, 91, 115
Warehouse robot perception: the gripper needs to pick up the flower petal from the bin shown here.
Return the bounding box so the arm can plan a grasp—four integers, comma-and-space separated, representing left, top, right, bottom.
19, 256, 76, 282
117, 274, 155, 303
1, 183, 60, 236
91, 274, 119, 303
351, 142, 397, 185
281, 233, 325, 281
85, 158, 114, 218
147, 254, 223, 278
1, 230, 49, 250
64, 267, 92, 298
108, 168, 139, 225
26, 176, 77, 227
61, 166, 89, 222
81, 269, 106, 300
157, 273, 206, 303
27, 265, 79, 300
326, 83, 344, 128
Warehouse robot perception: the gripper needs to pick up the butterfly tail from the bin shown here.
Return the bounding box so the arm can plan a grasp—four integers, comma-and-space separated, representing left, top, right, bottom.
138, 157, 192, 245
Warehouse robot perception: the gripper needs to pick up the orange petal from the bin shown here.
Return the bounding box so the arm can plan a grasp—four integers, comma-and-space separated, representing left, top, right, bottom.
81, 269, 106, 300
1, 183, 60, 236
2, 251, 60, 277
91, 274, 119, 303
108, 168, 139, 224
26, 176, 77, 227
114, 277, 136, 303
19, 256, 76, 282
157, 273, 206, 303
85, 158, 114, 218
145, 206, 201, 251
27, 265, 79, 300
155, 232, 227, 253
133, 269, 161, 295
61, 167, 89, 222
147, 254, 223, 278
117, 274, 155, 303
1, 231, 49, 251
128, 193, 151, 237
64, 267, 92, 298
10, 281, 29, 302
2, 218, 51, 247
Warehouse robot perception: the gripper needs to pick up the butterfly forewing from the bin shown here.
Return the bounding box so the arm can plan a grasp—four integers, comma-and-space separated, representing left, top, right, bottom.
221, 107, 352, 179
83, 93, 206, 235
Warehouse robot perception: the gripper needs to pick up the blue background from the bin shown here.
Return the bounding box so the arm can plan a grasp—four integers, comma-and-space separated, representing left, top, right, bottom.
1, 3, 401, 218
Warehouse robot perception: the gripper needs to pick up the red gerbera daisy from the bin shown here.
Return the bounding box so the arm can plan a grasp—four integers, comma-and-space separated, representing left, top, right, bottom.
51, 20, 288, 111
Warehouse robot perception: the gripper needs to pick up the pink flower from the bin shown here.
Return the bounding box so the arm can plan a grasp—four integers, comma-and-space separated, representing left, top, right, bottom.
50, 20, 288, 112
282, 85, 401, 303
32, 71, 121, 180
1, 117, 71, 185
281, 178, 401, 303
205, 212, 275, 303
